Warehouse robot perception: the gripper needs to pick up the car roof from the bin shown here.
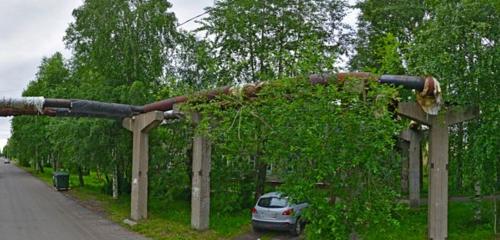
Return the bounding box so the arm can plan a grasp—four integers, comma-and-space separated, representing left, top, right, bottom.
259, 192, 284, 198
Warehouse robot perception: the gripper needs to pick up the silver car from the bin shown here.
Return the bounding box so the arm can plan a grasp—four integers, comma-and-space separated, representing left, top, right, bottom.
251, 192, 308, 235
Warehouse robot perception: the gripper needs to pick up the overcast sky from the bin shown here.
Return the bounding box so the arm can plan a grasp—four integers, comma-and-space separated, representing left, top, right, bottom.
0, 0, 214, 150
0, 0, 357, 151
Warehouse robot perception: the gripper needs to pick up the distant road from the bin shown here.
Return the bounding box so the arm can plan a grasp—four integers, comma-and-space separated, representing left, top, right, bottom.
0, 161, 149, 240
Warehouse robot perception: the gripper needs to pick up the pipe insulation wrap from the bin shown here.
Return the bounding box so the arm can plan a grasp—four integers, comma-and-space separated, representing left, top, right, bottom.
53, 108, 122, 119
0, 97, 45, 113
70, 100, 135, 118
44, 98, 71, 108
378, 75, 425, 91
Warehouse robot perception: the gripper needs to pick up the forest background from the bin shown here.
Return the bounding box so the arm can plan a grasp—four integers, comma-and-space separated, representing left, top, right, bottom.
2, 0, 498, 239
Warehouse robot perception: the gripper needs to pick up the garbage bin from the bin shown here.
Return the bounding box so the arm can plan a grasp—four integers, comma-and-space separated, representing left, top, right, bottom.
53, 172, 69, 191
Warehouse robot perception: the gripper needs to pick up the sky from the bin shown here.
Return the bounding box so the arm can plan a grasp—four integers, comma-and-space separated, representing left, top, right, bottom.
0, 0, 214, 151
0, 0, 357, 151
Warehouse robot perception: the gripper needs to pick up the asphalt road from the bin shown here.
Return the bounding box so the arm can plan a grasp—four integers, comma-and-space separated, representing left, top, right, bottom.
0, 161, 149, 240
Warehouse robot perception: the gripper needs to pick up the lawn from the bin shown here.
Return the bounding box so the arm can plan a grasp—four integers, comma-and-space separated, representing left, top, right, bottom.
19, 164, 499, 240
20, 165, 250, 240
363, 201, 498, 240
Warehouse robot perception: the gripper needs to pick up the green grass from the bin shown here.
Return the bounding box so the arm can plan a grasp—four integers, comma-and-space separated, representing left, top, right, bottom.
18, 164, 499, 239
363, 201, 498, 240
18, 165, 250, 240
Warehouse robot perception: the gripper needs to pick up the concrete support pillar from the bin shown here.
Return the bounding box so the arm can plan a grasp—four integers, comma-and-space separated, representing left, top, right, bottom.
400, 128, 422, 208
123, 111, 164, 221
397, 102, 478, 240
191, 112, 211, 230
427, 120, 448, 240
399, 134, 410, 194
409, 129, 422, 208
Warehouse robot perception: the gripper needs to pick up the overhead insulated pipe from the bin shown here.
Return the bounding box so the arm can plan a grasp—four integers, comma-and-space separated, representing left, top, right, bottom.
0, 97, 145, 118
378, 75, 426, 92
69, 100, 142, 118
0, 72, 441, 118
378, 75, 442, 115
308, 72, 441, 115
142, 86, 235, 112
309, 72, 429, 91
43, 98, 71, 108
309, 72, 379, 85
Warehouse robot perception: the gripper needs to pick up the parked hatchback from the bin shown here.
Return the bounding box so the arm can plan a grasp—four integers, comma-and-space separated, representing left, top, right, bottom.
251, 192, 308, 235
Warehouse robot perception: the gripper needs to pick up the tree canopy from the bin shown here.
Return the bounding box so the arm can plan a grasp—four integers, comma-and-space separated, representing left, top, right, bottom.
4, 0, 499, 238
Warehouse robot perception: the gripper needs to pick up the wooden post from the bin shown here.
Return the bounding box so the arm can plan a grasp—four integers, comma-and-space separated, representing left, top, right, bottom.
397, 102, 478, 240
191, 112, 211, 230
123, 111, 164, 221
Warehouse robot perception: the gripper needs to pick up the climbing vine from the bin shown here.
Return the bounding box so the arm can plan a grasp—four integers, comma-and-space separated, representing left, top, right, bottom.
184, 76, 404, 238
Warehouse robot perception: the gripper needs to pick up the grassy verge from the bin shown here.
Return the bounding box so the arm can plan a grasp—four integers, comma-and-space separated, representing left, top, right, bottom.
18, 165, 250, 240
17, 164, 499, 239
363, 201, 498, 240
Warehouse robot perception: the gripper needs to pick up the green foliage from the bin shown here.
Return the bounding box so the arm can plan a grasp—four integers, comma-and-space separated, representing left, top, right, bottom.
8, 0, 182, 196
185, 76, 403, 238
407, 0, 499, 195
65, 0, 178, 89
353, 0, 499, 231
149, 121, 193, 203
199, 0, 349, 84
350, 0, 426, 73
5, 0, 498, 238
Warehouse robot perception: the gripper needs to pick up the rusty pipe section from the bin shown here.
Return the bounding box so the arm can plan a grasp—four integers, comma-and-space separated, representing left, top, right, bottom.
309, 72, 429, 91
0, 97, 45, 114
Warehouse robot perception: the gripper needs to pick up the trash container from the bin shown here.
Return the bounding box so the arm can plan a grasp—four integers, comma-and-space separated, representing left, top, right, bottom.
53, 172, 69, 191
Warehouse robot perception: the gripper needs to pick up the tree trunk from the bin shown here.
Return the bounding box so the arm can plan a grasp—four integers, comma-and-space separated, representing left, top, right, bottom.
38, 158, 44, 173
78, 165, 85, 187
254, 156, 267, 201
51, 153, 56, 171
474, 181, 481, 221
496, 163, 499, 235
187, 146, 193, 199
456, 123, 464, 192
494, 194, 497, 235
111, 148, 118, 199
112, 166, 119, 199
350, 231, 359, 240
399, 139, 409, 194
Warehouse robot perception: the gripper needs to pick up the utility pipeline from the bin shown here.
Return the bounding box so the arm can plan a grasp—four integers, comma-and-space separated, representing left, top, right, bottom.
0, 72, 440, 119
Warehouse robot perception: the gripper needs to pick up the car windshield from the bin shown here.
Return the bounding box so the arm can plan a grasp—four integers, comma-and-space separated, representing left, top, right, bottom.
257, 197, 288, 208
